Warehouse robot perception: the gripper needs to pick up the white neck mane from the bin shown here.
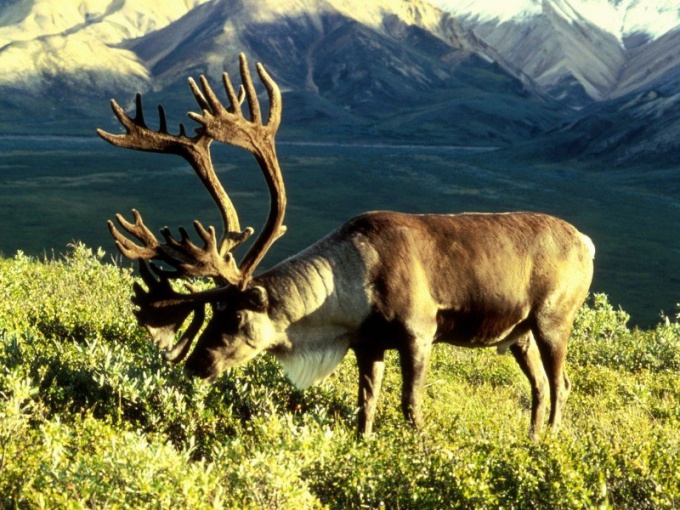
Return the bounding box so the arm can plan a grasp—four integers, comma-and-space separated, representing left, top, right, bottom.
260, 234, 372, 389
276, 343, 349, 389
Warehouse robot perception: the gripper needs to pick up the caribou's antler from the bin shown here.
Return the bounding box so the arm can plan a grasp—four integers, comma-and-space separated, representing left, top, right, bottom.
99, 53, 288, 358
99, 54, 285, 288
107, 209, 250, 284
97, 86, 252, 285
188, 53, 287, 288
132, 261, 213, 363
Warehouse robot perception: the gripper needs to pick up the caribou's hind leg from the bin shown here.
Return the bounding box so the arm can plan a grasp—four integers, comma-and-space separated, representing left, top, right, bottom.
532, 319, 573, 431
509, 333, 549, 442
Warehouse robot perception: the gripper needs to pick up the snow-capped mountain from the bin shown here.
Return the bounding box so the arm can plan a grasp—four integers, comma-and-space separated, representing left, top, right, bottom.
431, 0, 680, 41
431, 0, 680, 105
0, 0, 481, 96
0, 0, 679, 163
0, 0, 565, 146
125, 0, 470, 90
425, 0, 680, 164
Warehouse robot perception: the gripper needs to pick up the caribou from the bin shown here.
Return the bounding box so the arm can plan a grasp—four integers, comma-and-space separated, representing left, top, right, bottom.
98, 53, 595, 441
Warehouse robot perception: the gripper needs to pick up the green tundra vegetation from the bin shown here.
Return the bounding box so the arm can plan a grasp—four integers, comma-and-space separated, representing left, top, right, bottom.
0, 244, 679, 508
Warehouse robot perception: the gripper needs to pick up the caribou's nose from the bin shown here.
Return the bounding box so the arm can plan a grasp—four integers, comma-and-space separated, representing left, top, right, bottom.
183, 356, 201, 378
183, 357, 217, 382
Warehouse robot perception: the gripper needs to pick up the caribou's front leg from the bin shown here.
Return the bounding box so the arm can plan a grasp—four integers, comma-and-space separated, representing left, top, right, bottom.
354, 347, 386, 437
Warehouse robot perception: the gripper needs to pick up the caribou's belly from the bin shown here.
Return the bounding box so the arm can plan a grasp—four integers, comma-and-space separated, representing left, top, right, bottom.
435, 308, 530, 348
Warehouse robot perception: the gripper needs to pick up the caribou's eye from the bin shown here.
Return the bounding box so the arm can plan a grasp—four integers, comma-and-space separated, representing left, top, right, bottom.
236, 311, 248, 328
223, 311, 245, 334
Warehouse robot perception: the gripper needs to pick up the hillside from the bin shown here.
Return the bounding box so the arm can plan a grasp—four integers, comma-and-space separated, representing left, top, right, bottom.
531, 90, 680, 167
0, 0, 211, 94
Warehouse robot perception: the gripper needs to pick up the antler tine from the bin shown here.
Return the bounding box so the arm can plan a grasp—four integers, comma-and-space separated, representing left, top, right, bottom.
97, 95, 190, 153
225, 77, 247, 112
240, 54, 262, 125
158, 105, 169, 134
256, 62, 282, 132
133, 93, 147, 128
107, 209, 160, 260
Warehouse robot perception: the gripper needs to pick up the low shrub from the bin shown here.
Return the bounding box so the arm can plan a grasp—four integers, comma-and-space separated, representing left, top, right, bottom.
0, 248, 678, 508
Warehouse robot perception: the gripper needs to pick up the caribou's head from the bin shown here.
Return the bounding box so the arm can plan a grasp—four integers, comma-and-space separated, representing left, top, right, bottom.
97, 54, 286, 380
183, 285, 277, 381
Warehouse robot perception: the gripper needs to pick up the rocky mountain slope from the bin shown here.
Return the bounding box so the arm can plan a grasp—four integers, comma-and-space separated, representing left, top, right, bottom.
0, 0, 211, 93
432, 0, 680, 105
431, 0, 680, 164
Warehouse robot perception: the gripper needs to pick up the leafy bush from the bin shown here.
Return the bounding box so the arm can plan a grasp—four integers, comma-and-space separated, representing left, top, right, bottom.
570, 293, 680, 372
0, 249, 679, 508
0, 244, 138, 344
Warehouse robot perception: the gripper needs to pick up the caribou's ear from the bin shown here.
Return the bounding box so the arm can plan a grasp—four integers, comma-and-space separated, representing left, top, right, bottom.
245, 286, 268, 311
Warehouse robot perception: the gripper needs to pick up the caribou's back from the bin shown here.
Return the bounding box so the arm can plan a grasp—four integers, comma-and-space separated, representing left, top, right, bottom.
334, 211, 594, 347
